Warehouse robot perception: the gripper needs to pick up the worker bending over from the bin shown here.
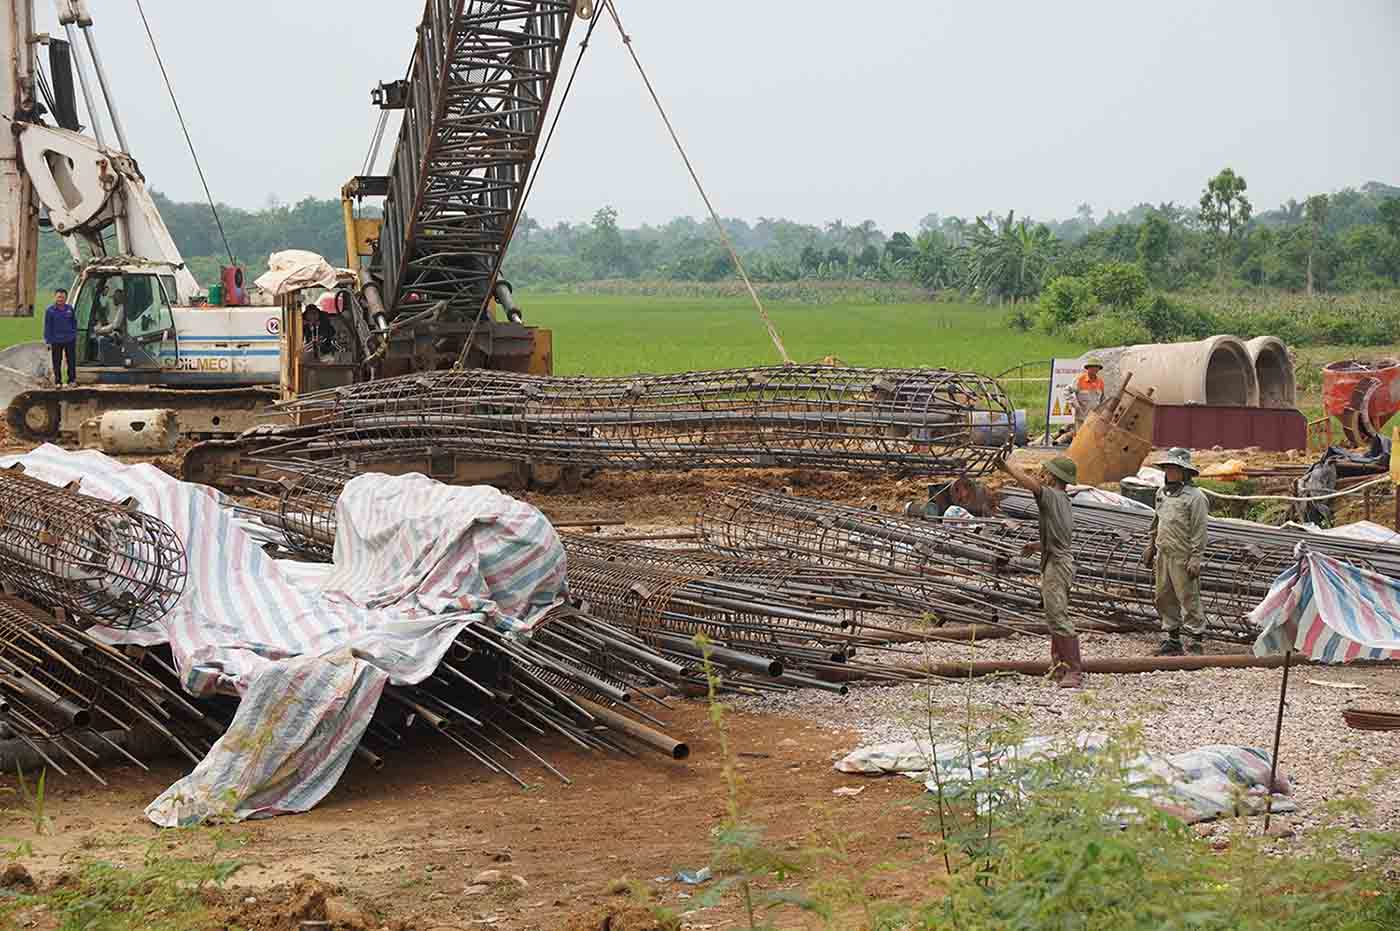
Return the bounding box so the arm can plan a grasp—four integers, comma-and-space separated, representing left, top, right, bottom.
1143, 448, 1209, 655
996, 453, 1083, 688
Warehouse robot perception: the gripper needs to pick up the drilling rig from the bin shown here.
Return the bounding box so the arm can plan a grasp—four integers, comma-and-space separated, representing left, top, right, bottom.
181, 0, 592, 487
2, 0, 282, 441
3, 0, 587, 444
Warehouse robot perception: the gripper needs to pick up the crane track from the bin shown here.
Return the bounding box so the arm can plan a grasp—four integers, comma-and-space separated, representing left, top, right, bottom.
5, 386, 279, 443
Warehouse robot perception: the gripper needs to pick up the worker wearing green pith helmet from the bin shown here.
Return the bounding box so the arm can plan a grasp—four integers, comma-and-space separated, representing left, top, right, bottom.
996, 453, 1084, 688
1143, 448, 1209, 656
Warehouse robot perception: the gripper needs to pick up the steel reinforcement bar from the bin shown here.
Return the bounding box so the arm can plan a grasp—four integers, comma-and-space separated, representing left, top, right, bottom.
266, 365, 1017, 476
0, 595, 216, 781
696, 486, 1265, 641
0, 465, 186, 630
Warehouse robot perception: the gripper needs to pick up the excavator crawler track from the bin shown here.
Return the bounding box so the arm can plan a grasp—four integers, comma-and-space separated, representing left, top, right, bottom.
6, 386, 279, 443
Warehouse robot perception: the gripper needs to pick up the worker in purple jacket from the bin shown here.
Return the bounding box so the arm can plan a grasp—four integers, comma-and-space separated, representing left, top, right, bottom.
43, 288, 78, 386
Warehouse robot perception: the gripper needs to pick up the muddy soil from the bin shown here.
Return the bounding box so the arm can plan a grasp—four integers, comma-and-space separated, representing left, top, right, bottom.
0, 701, 938, 930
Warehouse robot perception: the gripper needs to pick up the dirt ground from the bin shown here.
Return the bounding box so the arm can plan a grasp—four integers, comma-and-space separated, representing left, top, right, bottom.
0, 701, 937, 930
0, 436, 1393, 930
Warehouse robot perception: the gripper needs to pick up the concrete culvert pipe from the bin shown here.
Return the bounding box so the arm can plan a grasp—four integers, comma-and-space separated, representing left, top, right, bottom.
1093, 336, 1259, 407
1246, 336, 1296, 409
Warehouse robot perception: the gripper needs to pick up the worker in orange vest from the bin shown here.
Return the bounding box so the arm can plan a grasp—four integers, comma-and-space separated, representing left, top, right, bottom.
1064, 358, 1106, 432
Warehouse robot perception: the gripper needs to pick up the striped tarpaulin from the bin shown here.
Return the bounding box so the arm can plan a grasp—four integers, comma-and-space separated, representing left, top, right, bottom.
0, 446, 567, 824
1251, 552, 1400, 662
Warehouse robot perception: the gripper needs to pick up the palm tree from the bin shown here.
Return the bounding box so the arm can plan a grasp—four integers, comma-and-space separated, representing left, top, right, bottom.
1305, 194, 1329, 296
844, 219, 883, 254
964, 212, 1057, 303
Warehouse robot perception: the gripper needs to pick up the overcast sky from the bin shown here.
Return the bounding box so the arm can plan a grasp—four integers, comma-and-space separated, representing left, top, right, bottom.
37, 0, 1400, 232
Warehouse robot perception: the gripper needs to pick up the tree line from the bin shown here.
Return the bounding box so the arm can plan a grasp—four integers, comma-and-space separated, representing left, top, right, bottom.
506, 173, 1400, 299
36, 172, 1400, 315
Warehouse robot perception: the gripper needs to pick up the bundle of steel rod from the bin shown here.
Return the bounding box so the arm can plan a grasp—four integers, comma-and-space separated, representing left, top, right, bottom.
0, 595, 219, 782
562, 534, 995, 663
1000, 486, 1400, 578
565, 544, 884, 691
352, 608, 694, 784
263, 365, 1016, 475
246, 468, 893, 695
696, 486, 1264, 641
0, 465, 187, 630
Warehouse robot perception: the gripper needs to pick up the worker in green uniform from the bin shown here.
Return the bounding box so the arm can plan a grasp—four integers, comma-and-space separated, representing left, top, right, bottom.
1142, 448, 1209, 656
996, 453, 1084, 688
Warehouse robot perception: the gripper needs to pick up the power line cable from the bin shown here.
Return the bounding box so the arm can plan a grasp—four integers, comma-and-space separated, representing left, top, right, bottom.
602, 0, 792, 365
132, 0, 236, 267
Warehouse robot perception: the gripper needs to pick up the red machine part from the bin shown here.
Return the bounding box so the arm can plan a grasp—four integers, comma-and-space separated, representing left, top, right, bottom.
1321, 359, 1400, 445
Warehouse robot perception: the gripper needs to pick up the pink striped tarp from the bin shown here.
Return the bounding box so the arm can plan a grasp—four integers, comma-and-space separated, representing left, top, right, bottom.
1250, 551, 1400, 663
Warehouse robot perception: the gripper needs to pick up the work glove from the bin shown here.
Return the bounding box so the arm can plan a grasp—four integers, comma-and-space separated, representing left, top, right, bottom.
1187, 558, 1201, 579
1142, 547, 1155, 569
1020, 542, 1041, 558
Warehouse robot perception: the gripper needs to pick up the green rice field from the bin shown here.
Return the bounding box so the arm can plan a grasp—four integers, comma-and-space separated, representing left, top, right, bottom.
0, 315, 41, 347
1, 293, 1087, 418
526, 295, 1086, 421
527, 295, 1083, 375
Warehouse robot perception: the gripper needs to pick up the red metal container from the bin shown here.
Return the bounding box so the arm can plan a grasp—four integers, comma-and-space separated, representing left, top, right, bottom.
1152, 405, 1307, 452
1322, 359, 1400, 441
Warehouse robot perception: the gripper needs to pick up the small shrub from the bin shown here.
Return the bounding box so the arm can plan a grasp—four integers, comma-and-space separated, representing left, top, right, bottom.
1131, 294, 1220, 341
1064, 313, 1152, 348
1088, 261, 1149, 309
1038, 276, 1097, 332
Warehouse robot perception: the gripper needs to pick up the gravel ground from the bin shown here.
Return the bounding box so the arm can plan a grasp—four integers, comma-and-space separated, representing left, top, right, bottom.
733, 630, 1400, 840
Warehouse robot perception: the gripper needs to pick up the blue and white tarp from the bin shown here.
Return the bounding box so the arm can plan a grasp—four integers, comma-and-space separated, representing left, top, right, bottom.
835, 733, 1294, 823
1, 446, 567, 826
1251, 552, 1400, 663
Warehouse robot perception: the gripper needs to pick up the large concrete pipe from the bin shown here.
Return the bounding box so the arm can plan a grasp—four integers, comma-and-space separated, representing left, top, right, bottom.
1093, 336, 1259, 407
1246, 337, 1296, 409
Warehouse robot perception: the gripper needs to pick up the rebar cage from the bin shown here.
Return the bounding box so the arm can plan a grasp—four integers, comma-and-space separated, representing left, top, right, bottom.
0, 466, 186, 630
269, 365, 1017, 476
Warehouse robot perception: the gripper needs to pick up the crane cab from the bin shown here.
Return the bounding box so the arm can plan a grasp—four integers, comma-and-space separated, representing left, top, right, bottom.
67, 259, 280, 386
70, 264, 179, 379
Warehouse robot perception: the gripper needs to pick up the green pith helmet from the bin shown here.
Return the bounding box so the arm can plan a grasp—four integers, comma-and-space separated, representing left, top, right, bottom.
1153, 447, 1200, 475
1044, 456, 1078, 485
1083, 358, 1104, 370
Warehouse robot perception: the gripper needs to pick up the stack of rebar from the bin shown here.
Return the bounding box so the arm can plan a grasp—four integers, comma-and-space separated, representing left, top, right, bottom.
262, 365, 1016, 476
0, 595, 219, 782
561, 534, 976, 685
260, 467, 935, 692
354, 609, 694, 783
696, 486, 1264, 641
0, 465, 187, 630
999, 487, 1400, 578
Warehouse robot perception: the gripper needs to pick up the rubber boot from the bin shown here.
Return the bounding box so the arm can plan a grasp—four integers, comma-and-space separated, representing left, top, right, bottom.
1185, 637, 1204, 656
1155, 638, 1183, 656
1055, 635, 1083, 689
1049, 636, 1065, 682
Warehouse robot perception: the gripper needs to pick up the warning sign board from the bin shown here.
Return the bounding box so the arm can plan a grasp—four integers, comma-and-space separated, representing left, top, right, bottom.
1046, 356, 1089, 427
